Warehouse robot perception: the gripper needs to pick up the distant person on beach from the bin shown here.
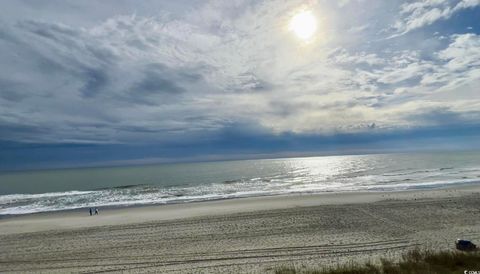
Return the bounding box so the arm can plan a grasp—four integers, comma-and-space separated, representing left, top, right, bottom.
89, 208, 93, 216
95, 207, 99, 215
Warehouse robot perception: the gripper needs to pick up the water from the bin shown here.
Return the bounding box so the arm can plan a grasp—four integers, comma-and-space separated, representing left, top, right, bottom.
1, 151, 480, 215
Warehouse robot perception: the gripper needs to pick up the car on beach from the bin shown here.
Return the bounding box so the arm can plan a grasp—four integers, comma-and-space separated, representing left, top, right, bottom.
455, 239, 477, 251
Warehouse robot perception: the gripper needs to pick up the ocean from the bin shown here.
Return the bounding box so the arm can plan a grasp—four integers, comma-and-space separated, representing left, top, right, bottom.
1, 151, 479, 215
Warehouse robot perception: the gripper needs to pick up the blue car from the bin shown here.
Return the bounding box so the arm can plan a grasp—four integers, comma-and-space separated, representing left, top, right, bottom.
456, 239, 477, 251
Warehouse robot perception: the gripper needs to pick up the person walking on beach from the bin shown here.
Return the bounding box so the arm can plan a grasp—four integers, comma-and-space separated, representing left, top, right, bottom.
89, 208, 93, 216
95, 207, 99, 215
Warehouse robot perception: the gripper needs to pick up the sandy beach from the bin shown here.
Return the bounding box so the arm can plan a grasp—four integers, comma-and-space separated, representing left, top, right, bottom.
1, 185, 480, 273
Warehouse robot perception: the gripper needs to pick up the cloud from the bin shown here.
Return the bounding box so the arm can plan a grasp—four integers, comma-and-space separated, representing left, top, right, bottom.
0, 79, 30, 102
80, 68, 109, 98
337, 0, 366, 8
0, 0, 479, 160
421, 33, 480, 90
392, 0, 480, 36
438, 33, 480, 71
332, 49, 385, 66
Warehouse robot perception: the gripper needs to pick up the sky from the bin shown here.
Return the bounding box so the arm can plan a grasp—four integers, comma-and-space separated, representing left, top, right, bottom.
1, 0, 480, 170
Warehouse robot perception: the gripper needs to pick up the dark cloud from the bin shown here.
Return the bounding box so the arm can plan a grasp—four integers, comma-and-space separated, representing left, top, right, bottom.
407, 107, 477, 127
0, 79, 29, 102
0, 123, 51, 142
0, 24, 19, 42
122, 63, 204, 105
133, 65, 186, 95
80, 68, 109, 98
19, 20, 80, 42
2, 123, 480, 171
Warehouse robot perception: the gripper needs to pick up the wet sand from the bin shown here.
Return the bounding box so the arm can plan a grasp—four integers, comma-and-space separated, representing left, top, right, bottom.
1, 185, 479, 273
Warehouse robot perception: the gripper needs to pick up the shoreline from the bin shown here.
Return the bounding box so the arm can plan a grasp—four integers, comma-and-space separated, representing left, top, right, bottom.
2, 181, 480, 218
3, 179, 479, 218
1, 183, 479, 235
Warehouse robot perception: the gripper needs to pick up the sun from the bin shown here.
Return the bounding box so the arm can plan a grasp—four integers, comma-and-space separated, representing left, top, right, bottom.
289, 10, 317, 40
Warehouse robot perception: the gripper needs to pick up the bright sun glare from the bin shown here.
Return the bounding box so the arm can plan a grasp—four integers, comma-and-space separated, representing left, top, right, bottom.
289, 10, 317, 40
